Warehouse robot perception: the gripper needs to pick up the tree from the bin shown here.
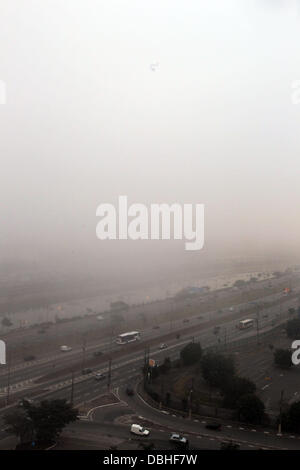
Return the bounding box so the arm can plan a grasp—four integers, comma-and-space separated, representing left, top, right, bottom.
282, 401, 300, 433
2, 317, 12, 327
286, 319, 300, 339
233, 280, 246, 288
24, 399, 78, 443
222, 376, 256, 409
180, 342, 202, 366
3, 409, 34, 444
201, 352, 235, 389
288, 308, 296, 316
274, 349, 292, 369
237, 394, 265, 424
159, 357, 171, 374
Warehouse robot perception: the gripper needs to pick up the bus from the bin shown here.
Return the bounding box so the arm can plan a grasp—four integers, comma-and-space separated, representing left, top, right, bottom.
116, 331, 141, 344
238, 319, 254, 330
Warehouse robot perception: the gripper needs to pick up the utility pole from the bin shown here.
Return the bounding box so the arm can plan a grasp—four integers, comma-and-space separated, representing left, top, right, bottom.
251, 301, 260, 345
160, 377, 165, 409
107, 358, 112, 391
81, 336, 87, 372
188, 378, 194, 419
6, 353, 11, 406
256, 311, 260, 345
278, 389, 284, 436
70, 370, 74, 405
143, 346, 150, 387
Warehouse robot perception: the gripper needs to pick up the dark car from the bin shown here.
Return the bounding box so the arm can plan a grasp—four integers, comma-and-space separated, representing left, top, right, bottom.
18, 398, 35, 408
153, 325, 160, 329
94, 373, 105, 381
82, 368, 93, 375
183, 319, 189, 323
93, 351, 103, 357
206, 421, 222, 431
126, 387, 135, 396
23, 355, 36, 362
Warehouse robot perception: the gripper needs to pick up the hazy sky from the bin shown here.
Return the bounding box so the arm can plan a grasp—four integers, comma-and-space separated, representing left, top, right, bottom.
0, 0, 300, 277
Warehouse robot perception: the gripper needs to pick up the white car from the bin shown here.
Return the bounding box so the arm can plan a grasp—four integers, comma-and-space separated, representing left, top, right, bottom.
97, 315, 104, 321
130, 424, 150, 436
160, 343, 168, 349
169, 433, 188, 444
60, 345, 72, 352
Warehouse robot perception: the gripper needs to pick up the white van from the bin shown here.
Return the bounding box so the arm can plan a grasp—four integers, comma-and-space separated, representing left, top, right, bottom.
130, 424, 150, 436
60, 345, 72, 352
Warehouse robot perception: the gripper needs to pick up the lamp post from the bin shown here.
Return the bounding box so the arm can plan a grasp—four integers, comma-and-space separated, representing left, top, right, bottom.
250, 301, 260, 345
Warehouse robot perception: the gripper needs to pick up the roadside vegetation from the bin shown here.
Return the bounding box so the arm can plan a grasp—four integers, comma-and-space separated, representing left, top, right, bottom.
3, 399, 78, 449
273, 348, 292, 369
144, 342, 266, 425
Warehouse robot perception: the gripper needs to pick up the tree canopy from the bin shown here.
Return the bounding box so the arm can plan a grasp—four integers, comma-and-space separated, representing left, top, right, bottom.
286, 319, 300, 339
237, 394, 265, 424
201, 352, 235, 389
274, 349, 292, 369
222, 376, 256, 409
4, 399, 78, 445
180, 342, 202, 366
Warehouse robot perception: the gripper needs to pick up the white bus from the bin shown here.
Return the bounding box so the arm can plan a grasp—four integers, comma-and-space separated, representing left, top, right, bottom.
238, 319, 254, 330
116, 331, 141, 344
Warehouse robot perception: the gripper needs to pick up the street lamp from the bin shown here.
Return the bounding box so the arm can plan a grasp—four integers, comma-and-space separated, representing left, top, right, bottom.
250, 301, 260, 345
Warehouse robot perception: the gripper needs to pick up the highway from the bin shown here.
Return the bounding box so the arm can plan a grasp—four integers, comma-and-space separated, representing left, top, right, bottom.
0, 274, 299, 449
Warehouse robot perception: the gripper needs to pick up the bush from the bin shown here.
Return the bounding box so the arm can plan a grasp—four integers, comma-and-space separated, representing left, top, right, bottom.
274, 349, 292, 369
159, 357, 172, 374
180, 342, 202, 366
2, 317, 12, 327
222, 376, 256, 409
237, 394, 265, 424
201, 352, 235, 389
282, 402, 300, 433
286, 319, 300, 339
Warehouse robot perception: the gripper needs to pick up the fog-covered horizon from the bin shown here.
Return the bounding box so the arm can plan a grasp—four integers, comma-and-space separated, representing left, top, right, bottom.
1, 0, 300, 284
